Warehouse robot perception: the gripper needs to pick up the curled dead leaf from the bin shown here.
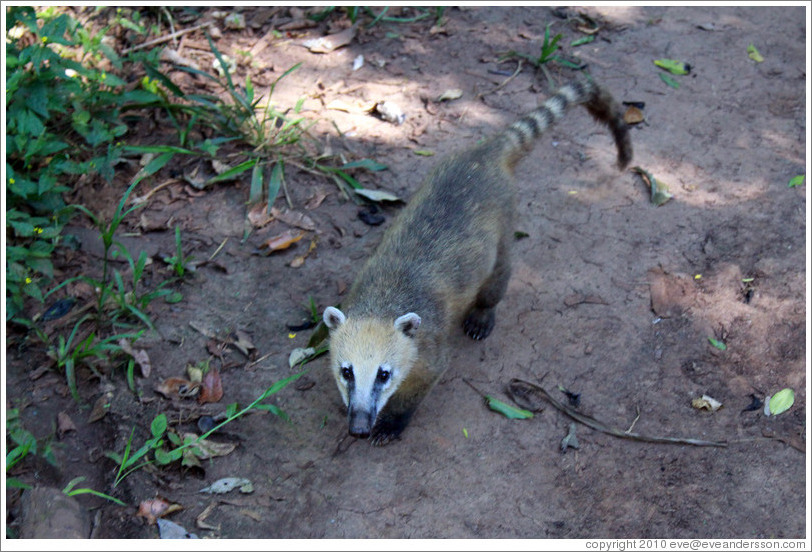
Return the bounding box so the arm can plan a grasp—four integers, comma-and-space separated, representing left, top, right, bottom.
182, 433, 236, 460
247, 203, 274, 228
200, 477, 254, 494
290, 239, 318, 268
198, 368, 224, 404
57, 411, 77, 437
259, 230, 305, 253
137, 497, 184, 525
88, 391, 113, 423
623, 105, 645, 125
436, 88, 463, 102
303, 25, 357, 53
304, 190, 329, 210
227, 329, 256, 357
270, 207, 316, 231
692, 395, 723, 412
119, 338, 152, 378
155, 377, 200, 400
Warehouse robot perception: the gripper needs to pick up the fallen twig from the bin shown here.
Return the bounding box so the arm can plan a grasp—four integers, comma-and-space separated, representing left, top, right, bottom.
507, 378, 728, 448
121, 22, 213, 54
477, 60, 524, 100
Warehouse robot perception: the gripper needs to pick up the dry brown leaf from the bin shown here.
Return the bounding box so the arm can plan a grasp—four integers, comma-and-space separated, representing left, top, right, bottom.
624, 106, 645, 124
196, 501, 220, 531
304, 190, 330, 210
227, 330, 256, 357
137, 498, 184, 525
304, 25, 357, 53
119, 338, 152, 378
198, 368, 224, 404
247, 203, 274, 228
290, 239, 318, 268
88, 391, 113, 423
57, 411, 77, 437
29, 365, 50, 380
182, 433, 236, 460
260, 230, 305, 253
270, 207, 316, 231
155, 377, 200, 400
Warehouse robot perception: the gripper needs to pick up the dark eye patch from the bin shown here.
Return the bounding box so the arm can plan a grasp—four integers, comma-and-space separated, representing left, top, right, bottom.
341, 366, 354, 381
377, 368, 390, 384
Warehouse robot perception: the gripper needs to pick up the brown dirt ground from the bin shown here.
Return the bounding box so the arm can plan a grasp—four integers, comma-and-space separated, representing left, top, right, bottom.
4, 5, 809, 541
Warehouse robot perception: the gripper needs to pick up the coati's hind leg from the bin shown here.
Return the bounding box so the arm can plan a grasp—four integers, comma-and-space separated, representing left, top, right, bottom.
464, 241, 511, 340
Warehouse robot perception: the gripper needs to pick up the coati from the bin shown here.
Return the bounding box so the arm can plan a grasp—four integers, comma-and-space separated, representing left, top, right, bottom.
323, 77, 633, 445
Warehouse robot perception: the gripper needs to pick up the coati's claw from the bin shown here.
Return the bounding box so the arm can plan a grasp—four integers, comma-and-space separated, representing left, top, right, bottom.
464, 309, 495, 340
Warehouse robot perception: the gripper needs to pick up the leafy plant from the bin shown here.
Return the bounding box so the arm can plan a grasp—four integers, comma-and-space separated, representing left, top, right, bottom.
107, 372, 303, 486
4, 7, 152, 322
5, 408, 57, 489
108, 413, 174, 487
46, 314, 143, 402
163, 225, 192, 279
62, 476, 126, 506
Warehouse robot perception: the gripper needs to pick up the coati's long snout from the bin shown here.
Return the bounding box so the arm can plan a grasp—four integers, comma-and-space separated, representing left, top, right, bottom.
347, 407, 375, 439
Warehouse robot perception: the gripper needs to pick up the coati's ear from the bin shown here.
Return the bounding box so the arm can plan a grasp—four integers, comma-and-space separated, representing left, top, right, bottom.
394, 312, 421, 338
323, 307, 346, 330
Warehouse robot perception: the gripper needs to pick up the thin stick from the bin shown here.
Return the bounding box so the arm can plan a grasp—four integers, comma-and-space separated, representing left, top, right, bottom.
209, 238, 228, 261
477, 60, 524, 99
507, 379, 728, 448
626, 405, 641, 434
121, 22, 212, 54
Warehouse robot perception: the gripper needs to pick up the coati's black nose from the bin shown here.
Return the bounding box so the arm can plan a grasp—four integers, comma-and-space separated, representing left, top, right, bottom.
348, 409, 373, 439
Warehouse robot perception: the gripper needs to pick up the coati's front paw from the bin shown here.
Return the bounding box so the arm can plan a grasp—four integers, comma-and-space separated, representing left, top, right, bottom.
369, 413, 410, 446
463, 308, 495, 340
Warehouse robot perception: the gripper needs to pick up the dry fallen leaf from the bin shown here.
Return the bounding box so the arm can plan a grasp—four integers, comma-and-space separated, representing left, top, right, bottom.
692, 395, 723, 412
436, 88, 464, 102
119, 338, 152, 378
196, 501, 220, 531
303, 25, 357, 53
200, 477, 254, 494
157, 518, 199, 539
57, 411, 77, 437
304, 190, 329, 210
137, 497, 184, 525
182, 433, 236, 460
259, 230, 305, 253
632, 167, 674, 206
155, 377, 200, 400
290, 238, 318, 268
270, 207, 316, 231
623, 105, 645, 125
88, 391, 113, 423
247, 202, 274, 228
198, 368, 224, 405
227, 330, 256, 357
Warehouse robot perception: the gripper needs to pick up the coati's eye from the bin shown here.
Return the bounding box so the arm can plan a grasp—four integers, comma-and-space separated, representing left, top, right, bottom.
340, 366, 354, 381
377, 368, 390, 383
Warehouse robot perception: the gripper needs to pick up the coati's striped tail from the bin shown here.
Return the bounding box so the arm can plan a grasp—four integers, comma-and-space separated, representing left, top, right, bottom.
499, 78, 633, 170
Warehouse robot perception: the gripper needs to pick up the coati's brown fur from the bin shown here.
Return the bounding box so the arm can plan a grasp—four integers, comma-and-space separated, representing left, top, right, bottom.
324, 77, 633, 445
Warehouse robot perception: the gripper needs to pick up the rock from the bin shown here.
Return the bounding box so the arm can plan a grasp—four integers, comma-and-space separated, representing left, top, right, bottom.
20, 487, 89, 539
